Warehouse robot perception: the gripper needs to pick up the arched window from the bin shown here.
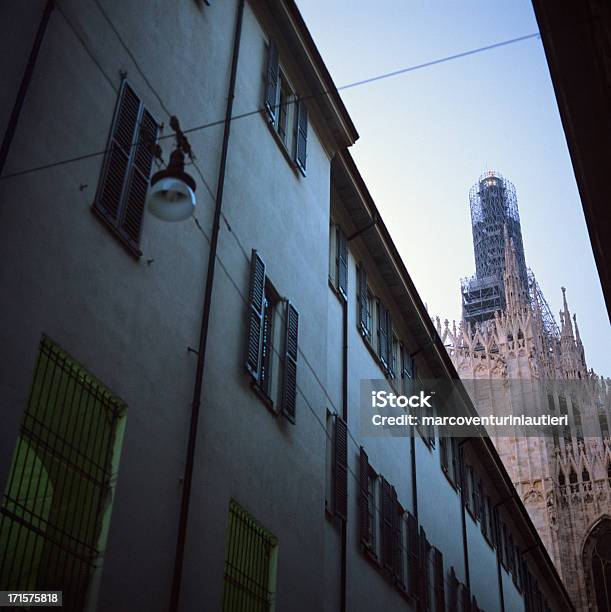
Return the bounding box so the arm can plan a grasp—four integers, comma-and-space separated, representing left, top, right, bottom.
558, 470, 565, 487
583, 468, 590, 482
584, 520, 611, 612
569, 468, 578, 484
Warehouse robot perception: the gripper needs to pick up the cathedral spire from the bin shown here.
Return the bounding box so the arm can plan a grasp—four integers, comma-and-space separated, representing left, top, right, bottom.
503, 225, 528, 315
560, 286, 575, 339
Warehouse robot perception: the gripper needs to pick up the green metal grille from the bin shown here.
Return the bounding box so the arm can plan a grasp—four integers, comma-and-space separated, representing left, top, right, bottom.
0, 336, 126, 611
222, 501, 278, 612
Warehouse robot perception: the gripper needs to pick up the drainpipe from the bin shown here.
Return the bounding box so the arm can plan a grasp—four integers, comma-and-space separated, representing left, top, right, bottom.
458, 439, 472, 598
0, 0, 55, 177
340, 298, 348, 612
168, 1, 245, 610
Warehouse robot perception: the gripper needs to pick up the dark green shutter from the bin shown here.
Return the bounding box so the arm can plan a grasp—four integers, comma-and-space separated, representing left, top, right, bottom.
94, 81, 158, 254
358, 265, 368, 334
337, 228, 348, 298
295, 98, 308, 175
95, 81, 140, 224
245, 250, 266, 380
359, 447, 371, 546
420, 528, 430, 609
264, 40, 279, 122
281, 301, 298, 422
333, 415, 348, 521
407, 512, 419, 597
381, 479, 393, 570
434, 547, 445, 612
392, 496, 404, 583
378, 303, 388, 367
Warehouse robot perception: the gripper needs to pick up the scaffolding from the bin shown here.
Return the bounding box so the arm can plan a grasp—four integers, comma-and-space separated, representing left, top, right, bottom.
462, 171, 529, 325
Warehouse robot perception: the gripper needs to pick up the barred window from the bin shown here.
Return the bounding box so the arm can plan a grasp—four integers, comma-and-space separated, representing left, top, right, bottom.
222, 501, 278, 611
0, 336, 126, 611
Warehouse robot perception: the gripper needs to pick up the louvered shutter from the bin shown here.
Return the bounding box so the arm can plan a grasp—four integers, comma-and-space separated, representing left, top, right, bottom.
386, 312, 393, 373
337, 228, 348, 299
295, 98, 308, 174
95, 82, 140, 224
392, 497, 404, 583
407, 512, 419, 597
451, 437, 460, 485
358, 266, 368, 334
381, 479, 393, 570
94, 81, 158, 254
420, 528, 430, 610
264, 40, 279, 122
359, 447, 371, 546
333, 415, 348, 521
448, 567, 459, 611
281, 301, 299, 422
460, 583, 471, 612
245, 250, 266, 380
378, 303, 388, 367
440, 436, 448, 473
434, 548, 445, 612
120, 107, 158, 248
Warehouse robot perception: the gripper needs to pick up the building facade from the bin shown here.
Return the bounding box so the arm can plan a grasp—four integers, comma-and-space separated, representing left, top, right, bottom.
442, 172, 611, 611
1, 2, 573, 611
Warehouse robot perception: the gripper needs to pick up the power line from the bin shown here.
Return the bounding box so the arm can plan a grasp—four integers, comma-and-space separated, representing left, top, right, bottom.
0, 26, 542, 182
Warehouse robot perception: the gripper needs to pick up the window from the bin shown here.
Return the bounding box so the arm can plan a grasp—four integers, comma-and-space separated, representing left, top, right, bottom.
222, 501, 278, 612
93, 80, 159, 256
389, 333, 399, 379
0, 336, 126, 606
264, 40, 308, 175
245, 250, 299, 422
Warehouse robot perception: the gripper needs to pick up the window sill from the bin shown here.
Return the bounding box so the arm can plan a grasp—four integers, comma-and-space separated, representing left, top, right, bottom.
261, 111, 301, 178
441, 466, 459, 492
328, 278, 347, 303
91, 204, 142, 259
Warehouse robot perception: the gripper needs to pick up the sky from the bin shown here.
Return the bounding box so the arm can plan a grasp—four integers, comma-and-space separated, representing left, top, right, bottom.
295, 0, 610, 376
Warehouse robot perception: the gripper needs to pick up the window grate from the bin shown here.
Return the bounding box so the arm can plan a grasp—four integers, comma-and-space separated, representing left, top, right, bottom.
223, 501, 277, 612
0, 336, 125, 611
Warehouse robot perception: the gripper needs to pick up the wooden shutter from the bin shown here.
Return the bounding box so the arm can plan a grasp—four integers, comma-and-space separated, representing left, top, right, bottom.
393, 500, 405, 585
481, 494, 489, 538
337, 228, 348, 298
281, 301, 299, 422
359, 447, 371, 546
386, 312, 393, 374
434, 548, 445, 612
120, 108, 158, 248
95, 81, 140, 224
333, 415, 348, 521
407, 512, 419, 597
94, 81, 158, 254
460, 583, 471, 612
245, 250, 266, 380
295, 98, 308, 175
420, 528, 430, 610
440, 436, 449, 473
378, 303, 388, 367
381, 478, 393, 570
264, 40, 279, 122
358, 265, 368, 334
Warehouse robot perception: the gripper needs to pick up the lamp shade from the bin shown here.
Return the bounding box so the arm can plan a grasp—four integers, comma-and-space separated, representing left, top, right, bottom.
147, 176, 196, 222
146, 149, 197, 222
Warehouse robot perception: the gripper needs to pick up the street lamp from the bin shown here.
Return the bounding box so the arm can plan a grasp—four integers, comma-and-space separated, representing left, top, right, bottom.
147, 116, 197, 222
